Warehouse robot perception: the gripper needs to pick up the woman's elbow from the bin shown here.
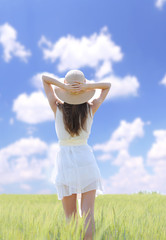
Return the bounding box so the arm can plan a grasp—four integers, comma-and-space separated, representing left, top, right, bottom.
107, 82, 111, 89
42, 75, 47, 82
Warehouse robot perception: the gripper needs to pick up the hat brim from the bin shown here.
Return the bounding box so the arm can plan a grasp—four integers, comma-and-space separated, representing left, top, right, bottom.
54, 78, 95, 105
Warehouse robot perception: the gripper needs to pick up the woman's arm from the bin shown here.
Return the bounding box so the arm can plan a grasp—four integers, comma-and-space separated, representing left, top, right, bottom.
42, 75, 65, 114
74, 80, 111, 115
91, 82, 111, 115
74, 80, 111, 91
42, 75, 66, 90
86, 81, 111, 90
42, 74, 82, 94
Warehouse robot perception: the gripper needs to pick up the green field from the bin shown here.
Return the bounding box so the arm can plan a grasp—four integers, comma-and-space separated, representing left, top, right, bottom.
0, 193, 165, 240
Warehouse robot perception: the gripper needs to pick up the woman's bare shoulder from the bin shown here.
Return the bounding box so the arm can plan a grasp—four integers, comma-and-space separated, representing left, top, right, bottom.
54, 102, 64, 118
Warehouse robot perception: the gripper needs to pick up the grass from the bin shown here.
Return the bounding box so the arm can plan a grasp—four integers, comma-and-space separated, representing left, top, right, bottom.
0, 193, 165, 239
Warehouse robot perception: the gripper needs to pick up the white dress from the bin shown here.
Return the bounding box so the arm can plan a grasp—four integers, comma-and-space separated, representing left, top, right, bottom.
50, 105, 104, 200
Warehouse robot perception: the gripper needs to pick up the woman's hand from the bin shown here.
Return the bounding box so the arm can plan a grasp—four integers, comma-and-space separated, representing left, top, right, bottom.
75, 81, 87, 92
64, 81, 87, 94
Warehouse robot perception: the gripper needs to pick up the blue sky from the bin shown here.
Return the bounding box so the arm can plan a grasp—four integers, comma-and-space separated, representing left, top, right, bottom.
0, 0, 166, 195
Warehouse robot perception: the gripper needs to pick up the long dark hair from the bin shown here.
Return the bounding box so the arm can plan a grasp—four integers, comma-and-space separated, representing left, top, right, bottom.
57, 102, 92, 137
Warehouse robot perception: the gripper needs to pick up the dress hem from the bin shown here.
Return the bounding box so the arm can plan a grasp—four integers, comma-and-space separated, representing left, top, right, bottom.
53, 181, 104, 200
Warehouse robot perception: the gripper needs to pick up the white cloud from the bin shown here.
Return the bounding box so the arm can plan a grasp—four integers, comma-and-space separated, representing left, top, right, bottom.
159, 73, 166, 86
95, 60, 112, 78
38, 26, 123, 72
0, 137, 58, 186
97, 153, 112, 162
38, 26, 140, 99
93, 118, 144, 152
145, 129, 166, 194
30, 73, 44, 90
0, 22, 31, 62
98, 74, 140, 100
0, 137, 49, 185
13, 72, 65, 124
155, 0, 166, 9
93, 120, 166, 194
0, 137, 48, 160
0, 155, 46, 185
147, 130, 166, 162
12, 91, 54, 124
102, 150, 154, 194
30, 72, 59, 90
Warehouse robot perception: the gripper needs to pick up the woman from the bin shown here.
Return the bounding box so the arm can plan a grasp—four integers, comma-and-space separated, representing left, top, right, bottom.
42, 69, 111, 240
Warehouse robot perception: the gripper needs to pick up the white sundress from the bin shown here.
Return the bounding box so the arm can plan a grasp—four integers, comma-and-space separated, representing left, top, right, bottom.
50, 105, 104, 200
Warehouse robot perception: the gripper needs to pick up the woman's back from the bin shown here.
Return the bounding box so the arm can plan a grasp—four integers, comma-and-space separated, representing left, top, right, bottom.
55, 104, 94, 145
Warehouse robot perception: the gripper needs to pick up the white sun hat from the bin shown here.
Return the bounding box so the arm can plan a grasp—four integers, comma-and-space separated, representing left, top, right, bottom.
54, 69, 95, 105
